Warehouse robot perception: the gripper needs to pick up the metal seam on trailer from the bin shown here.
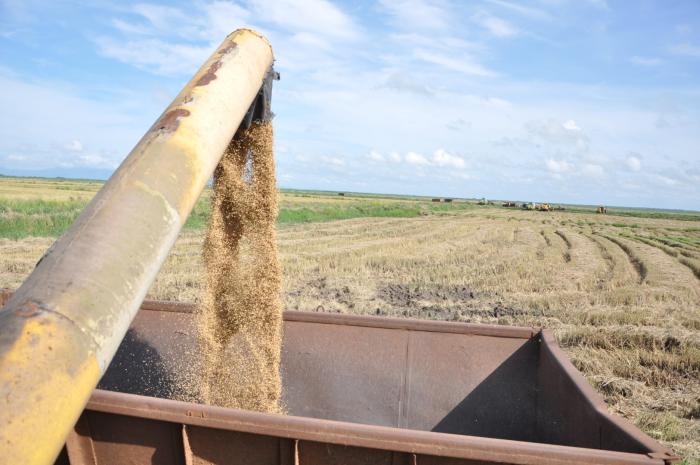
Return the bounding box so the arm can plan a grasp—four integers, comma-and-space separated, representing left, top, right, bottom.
539, 330, 678, 460
85, 390, 664, 465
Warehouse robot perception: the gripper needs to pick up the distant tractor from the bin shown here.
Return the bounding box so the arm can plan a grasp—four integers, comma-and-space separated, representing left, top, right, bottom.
502, 201, 517, 208
522, 202, 536, 210
536, 203, 552, 212
597, 206, 607, 214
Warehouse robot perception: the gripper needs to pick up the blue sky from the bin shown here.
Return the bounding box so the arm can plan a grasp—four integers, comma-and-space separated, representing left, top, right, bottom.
1, 0, 699, 209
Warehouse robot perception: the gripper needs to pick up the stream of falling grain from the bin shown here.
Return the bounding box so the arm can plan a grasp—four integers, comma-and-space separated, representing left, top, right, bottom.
192, 120, 283, 412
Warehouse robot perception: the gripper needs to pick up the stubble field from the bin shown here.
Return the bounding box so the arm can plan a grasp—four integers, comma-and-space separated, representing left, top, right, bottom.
1, 176, 698, 462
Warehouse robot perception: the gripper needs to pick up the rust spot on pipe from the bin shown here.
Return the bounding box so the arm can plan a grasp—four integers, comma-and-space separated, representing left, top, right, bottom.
195, 43, 237, 87
157, 109, 190, 133
15, 301, 41, 318
196, 61, 222, 86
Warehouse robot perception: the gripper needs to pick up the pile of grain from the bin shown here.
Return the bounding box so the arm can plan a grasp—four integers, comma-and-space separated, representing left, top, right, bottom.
193, 120, 283, 413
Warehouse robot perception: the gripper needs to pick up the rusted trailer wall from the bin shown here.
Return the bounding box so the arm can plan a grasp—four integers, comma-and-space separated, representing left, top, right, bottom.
55, 392, 671, 465
42, 298, 678, 465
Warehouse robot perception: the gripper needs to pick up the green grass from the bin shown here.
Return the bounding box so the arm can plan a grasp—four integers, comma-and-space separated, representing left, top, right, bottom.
534, 204, 700, 222
610, 210, 700, 222
278, 203, 423, 223
610, 222, 642, 229
183, 197, 211, 230
0, 199, 86, 239
0, 196, 475, 239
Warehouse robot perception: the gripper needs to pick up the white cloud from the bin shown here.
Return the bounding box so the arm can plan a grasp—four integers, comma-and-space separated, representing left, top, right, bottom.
485, 0, 552, 21
654, 174, 679, 187
112, 19, 154, 36
383, 72, 433, 96
562, 119, 580, 131
203, 2, 253, 39
626, 154, 642, 171
472, 12, 518, 38
96, 37, 211, 76
485, 97, 511, 108
446, 118, 469, 131
249, 0, 359, 40
390, 149, 467, 169
4, 0, 700, 210
414, 49, 498, 77
405, 151, 430, 166
526, 119, 588, 150
0, 72, 145, 172
432, 149, 466, 169
629, 56, 662, 66
321, 155, 345, 167
290, 32, 331, 51
65, 140, 83, 152
367, 150, 384, 161
581, 163, 604, 178
75, 152, 117, 169
669, 43, 700, 58
123, 2, 250, 41
545, 158, 572, 173
131, 3, 191, 31
97, 1, 358, 77
378, 0, 449, 31
586, 0, 609, 10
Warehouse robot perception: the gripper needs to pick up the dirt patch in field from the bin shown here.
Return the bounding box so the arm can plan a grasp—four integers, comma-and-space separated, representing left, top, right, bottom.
378, 283, 474, 308
288, 276, 356, 311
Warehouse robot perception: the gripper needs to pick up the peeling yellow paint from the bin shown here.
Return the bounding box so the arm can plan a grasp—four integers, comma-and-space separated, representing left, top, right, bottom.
0, 315, 100, 465
133, 179, 181, 226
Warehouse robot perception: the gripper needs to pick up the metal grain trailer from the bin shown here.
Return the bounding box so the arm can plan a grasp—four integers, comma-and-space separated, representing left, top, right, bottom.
69, 300, 677, 465
0, 289, 676, 465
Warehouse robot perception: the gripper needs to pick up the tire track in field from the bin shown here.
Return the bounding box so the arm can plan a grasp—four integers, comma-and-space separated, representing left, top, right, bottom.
562, 227, 614, 292
624, 235, 700, 281
291, 220, 456, 258
540, 229, 552, 246
554, 229, 572, 262
278, 217, 441, 250
585, 233, 614, 289
601, 234, 647, 284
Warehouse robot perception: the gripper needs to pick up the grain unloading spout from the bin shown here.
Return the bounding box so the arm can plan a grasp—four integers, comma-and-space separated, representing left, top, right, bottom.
0, 29, 274, 465
237, 67, 280, 135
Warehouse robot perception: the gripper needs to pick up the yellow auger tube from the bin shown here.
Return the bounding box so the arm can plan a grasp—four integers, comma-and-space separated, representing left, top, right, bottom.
0, 29, 273, 465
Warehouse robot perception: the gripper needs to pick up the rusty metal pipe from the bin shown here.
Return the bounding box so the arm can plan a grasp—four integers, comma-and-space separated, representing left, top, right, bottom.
0, 29, 273, 465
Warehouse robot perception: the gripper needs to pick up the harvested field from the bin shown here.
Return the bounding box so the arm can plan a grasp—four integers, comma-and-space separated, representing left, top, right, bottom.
0, 177, 698, 461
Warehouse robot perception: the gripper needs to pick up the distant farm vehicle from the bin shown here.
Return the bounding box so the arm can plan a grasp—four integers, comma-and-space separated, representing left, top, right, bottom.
502, 201, 518, 208
522, 202, 536, 210
536, 203, 552, 212
597, 206, 607, 214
